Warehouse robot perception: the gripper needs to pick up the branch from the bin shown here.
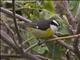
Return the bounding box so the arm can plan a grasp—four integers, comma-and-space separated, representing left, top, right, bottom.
0, 30, 19, 52
24, 42, 38, 52
1, 7, 36, 28
0, 54, 26, 58
0, 53, 41, 60
62, 0, 76, 31
25, 34, 80, 52
0, 54, 51, 60
73, 9, 80, 59
1, 5, 41, 60
54, 0, 77, 34
49, 34, 80, 41
12, 0, 23, 53
73, 3, 80, 59
1, 7, 32, 23
2, 20, 19, 49
56, 40, 74, 52
75, 3, 80, 22
0, 30, 41, 60
62, 1, 80, 59
35, 55, 51, 60
47, 34, 80, 52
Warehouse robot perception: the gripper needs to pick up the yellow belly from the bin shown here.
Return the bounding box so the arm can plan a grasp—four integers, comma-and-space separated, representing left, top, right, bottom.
27, 27, 54, 39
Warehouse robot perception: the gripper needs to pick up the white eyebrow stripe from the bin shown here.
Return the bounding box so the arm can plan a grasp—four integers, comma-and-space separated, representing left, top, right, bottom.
52, 20, 59, 25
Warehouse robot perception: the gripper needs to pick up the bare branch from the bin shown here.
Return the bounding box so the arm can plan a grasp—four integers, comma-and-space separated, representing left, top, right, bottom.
2, 20, 19, 48
49, 34, 80, 41
12, 0, 23, 53
0, 30, 19, 52
62, 0, 77, 30
73, 17, 80, 59
0, 53, 41, 60
1, 7, 32, 23
1, 5, 41, 60
73, 3, 80, 59
57, 40, 74, 52
75, 3, 80, 21
35, 55, 51, 60
24, 42, 38, 52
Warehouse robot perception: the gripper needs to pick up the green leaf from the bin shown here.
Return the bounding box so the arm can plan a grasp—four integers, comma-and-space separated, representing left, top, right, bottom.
42, 0, 55, 16
32, 45, 49, 54
23, 1, 56, 21
69, 0, 79, 16
26, 31, 49, 54
46, 41, 66, 60
52, 44, 66, 60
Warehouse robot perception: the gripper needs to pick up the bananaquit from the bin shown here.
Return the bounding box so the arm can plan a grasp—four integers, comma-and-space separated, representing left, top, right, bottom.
27, 19, 60, 39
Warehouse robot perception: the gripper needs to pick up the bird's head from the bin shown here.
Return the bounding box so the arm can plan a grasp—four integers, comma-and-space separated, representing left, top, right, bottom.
50, 20, 60, 32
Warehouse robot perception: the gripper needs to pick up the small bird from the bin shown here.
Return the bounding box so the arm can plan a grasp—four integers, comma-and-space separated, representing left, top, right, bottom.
27, 19, 60, 39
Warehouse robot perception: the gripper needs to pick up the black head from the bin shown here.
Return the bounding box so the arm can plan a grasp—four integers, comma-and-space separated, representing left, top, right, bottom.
34, 20, 60, 30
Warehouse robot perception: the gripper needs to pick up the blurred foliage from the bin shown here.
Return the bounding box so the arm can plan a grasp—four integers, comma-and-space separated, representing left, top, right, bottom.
69, 0, 80, 16
1, 0, 80, 60
23, 0, 55, 21
21, 0, 71, 60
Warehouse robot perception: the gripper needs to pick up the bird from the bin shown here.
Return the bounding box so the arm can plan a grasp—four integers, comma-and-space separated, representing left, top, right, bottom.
27, 19, 60, 39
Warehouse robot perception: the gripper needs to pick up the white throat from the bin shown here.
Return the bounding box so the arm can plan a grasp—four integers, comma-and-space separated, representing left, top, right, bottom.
50, 24, 58, 32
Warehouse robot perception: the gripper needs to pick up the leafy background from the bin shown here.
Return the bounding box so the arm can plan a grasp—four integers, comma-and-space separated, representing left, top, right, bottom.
1, 0, 80, 60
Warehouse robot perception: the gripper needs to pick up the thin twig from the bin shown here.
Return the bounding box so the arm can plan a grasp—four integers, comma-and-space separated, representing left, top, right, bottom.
0, 54, 25, 58
1, 7, 32, 23
35, 55, 52, 60
73, 3, 80, 59
12, 0, 23, 53
48, 35, 74, 52
73, 21, 80, 59
1, 4, 41, 60
57, 40, 74, 52
63, 0, 80, 59
24, 34, 80, 52
0, 30, 19, 52
62, 0, 76, 30
24, 42, 38, 52
2, 20, 14, 35
47, 34, 80, 52
0, 53, 50, 60
0, 53, 41, 60
22, 37, 33, 45
48, 34, 80, 41
1, 20, 41, 60
1, 20, 19, 48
